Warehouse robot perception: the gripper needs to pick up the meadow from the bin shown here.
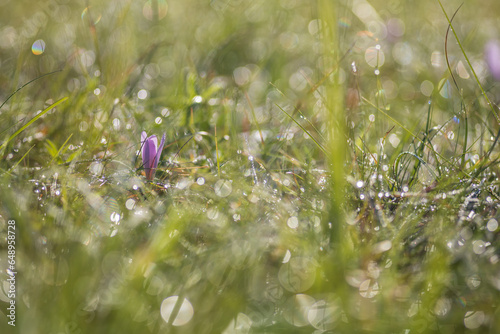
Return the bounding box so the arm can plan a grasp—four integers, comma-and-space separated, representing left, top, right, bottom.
1, 0, 500, 333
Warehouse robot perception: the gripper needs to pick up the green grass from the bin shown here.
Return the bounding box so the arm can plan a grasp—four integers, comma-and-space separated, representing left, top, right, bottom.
1, 0, 500, 333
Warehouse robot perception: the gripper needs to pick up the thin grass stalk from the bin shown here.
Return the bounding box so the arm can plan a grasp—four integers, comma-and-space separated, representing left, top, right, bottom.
318, 0, 348, 306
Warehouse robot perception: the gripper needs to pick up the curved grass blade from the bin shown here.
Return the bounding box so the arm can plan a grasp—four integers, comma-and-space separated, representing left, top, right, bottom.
49, 133, 73, 165
444, 4, 463, 92
215, 125, 221, 178
437, 0, 499, 123
394, 151, 439, 187
0, 70, 63, 112
275, 103, 329, 156
363, 96, 471, 178
0, 97, 68, 151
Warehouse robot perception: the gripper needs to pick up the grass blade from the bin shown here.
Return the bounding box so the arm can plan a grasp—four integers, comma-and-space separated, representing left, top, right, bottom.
3, 144, 35, 176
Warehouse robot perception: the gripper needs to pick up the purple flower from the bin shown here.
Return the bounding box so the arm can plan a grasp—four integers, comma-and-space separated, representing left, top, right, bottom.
141, 131, 166, 181
485, 40, 500, 80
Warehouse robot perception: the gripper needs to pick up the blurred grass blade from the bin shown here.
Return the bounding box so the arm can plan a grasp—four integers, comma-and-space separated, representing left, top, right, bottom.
50, 133, 73, 165
0, 97, 68, 151
215, 125, 221, 177
244, 91, 264, 145
44, 139, 59, 158
0, 70, 63, 112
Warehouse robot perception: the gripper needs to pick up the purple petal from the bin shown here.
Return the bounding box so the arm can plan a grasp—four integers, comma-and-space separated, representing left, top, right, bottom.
154, 133, 166, 171
486, 40, 500, 81
148, 135, 158, 153
142, 136, 158, 180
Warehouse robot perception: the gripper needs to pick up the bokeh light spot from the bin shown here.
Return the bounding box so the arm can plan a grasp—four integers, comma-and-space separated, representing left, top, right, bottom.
365, 46, 385, 68
160, 296, 194, 326
32, 39, 46, 55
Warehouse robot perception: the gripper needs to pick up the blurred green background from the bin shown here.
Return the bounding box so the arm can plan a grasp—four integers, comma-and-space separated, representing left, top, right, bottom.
1, 0, 500, 333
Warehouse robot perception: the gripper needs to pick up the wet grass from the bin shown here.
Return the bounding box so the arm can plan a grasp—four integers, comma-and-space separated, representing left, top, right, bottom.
1, 0, 500, 333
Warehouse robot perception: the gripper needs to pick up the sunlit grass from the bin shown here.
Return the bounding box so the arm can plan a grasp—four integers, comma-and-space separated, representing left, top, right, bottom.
1, 0, 500, 333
